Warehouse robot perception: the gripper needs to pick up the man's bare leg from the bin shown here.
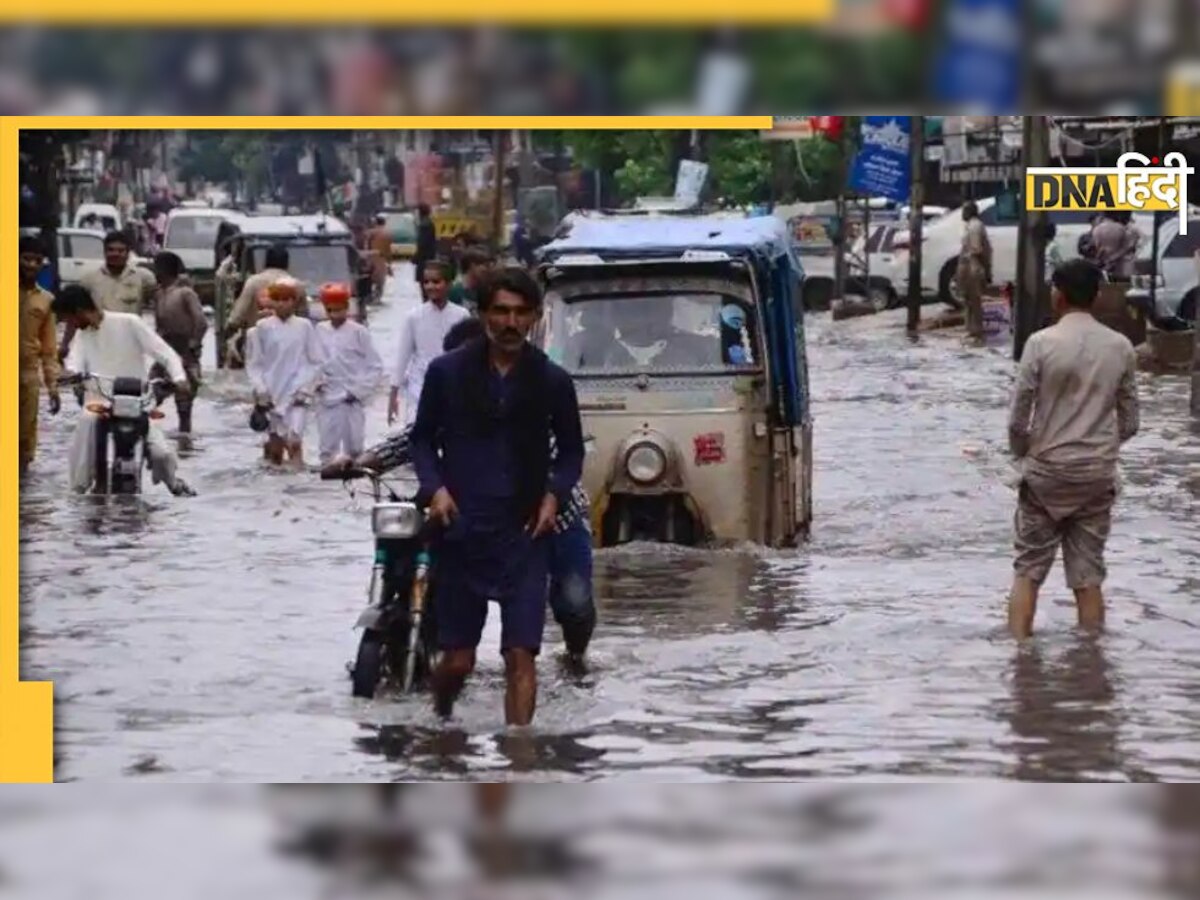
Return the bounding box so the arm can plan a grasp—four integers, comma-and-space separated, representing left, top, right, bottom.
285, 440, 305, 469
264, 436, 285, 465
433, 648, 475, 719
1008, 575, 1040, 639
1074, 586, 1105, 633
502, 649, 537, 727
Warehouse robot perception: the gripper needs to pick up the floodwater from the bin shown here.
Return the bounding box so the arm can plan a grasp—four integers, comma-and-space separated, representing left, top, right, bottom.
18, 268, 1200, 784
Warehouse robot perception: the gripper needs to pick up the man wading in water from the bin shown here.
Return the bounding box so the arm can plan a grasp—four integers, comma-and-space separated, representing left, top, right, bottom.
1007, 259, 1140, 638
410, 267, 584, 725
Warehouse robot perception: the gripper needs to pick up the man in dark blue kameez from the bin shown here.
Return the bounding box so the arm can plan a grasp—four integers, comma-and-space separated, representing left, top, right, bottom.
410, 267, 584, 726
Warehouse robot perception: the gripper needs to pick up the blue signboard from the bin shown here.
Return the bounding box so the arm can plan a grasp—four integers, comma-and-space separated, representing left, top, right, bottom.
849, 116, 912, 203
931, 0, 1021, 110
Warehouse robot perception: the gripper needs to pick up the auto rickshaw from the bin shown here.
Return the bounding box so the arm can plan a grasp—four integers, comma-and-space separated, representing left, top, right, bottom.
537, 215, 812, 549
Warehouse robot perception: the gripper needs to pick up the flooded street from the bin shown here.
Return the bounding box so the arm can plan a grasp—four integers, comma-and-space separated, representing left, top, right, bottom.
18, 270, 1200, 783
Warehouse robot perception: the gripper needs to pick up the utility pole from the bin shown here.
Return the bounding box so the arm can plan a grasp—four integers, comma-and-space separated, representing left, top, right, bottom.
833, 125, 854, 304
1192, 315, 1200, 420
1013, 115, 1050, 361
906, 115, 926, 332
1150, 117, 1167, 317
490, 129, 508, 257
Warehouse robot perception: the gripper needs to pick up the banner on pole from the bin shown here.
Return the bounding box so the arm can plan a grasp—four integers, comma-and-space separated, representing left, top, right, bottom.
849, 116, 912, 202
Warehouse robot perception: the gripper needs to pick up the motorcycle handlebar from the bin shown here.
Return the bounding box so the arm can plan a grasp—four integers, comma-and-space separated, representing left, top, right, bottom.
319, 464, 379, 482
56, 373, 173, 393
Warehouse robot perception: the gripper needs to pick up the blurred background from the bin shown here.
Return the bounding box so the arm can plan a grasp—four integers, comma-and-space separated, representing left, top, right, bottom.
2, 0, 1200, 115
2, 785, 1200, 898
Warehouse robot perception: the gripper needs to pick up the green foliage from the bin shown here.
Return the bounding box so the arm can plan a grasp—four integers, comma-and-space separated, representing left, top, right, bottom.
177, 133, 265, 193
611, 131, 676, 201
559, 130, 676, 202
706, 133, 772, 205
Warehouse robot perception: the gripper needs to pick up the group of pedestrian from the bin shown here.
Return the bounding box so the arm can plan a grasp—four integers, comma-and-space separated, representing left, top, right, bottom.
955, 205, 1143, 346
245, 277, 384, 469
21, 201, 1144, 730
222, 243, 596, 725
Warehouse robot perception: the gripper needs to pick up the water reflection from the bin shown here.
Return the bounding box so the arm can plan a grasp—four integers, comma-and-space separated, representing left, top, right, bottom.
354, 723, 608, 778
999, 638, 1136, 782
595, 549, 768, 635
1156, 787, 1200, 895
76, 495, 155, 539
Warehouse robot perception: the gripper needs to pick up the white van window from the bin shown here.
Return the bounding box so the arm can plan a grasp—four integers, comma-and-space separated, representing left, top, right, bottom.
165, 216, 224, 251
71, 233, 105, 260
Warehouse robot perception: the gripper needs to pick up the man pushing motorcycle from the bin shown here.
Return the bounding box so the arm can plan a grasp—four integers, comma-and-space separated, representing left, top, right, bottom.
329, 316, 598, 673
409, 267, 585, 726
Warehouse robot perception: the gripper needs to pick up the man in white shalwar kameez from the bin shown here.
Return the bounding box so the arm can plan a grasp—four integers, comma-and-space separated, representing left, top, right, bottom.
245, 278, 327, 467
53, 285, 195, 496
313, 282, 384, 465
388, 260, 471, 426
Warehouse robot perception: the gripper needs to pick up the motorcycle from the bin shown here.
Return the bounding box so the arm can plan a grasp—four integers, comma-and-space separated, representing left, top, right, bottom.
59, 372, 172, 495
322, 465, 439, 699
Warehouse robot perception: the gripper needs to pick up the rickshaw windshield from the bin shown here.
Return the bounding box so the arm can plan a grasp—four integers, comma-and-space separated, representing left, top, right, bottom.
251, 243, 353, 284
545, 292, 762, 375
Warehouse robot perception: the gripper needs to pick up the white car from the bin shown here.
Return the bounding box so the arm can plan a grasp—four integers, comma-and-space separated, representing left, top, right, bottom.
894, 197, 1153, 306
1128, 215, 1200, 325
72, 202, 122, 233
797, 219, 919, 311
163, 207, 244, 276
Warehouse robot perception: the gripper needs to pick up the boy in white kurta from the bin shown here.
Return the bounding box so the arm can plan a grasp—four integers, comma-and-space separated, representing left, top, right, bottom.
314, 282, 384, 465
245, 278, 326, 468
388, 260, 471, 427
53, 285, 195, 496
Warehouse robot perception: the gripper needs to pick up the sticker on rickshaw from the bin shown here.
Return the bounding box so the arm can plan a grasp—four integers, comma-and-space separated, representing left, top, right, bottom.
693, 432, 726, 466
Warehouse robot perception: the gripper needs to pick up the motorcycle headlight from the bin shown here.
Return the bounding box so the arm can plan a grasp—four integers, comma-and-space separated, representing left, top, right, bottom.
372, 502, 422, 539
111, 395, 143, 419
625, 442, 667, 485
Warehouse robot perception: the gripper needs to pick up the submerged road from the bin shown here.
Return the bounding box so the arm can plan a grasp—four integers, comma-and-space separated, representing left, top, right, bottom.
18, 268, 1200, 781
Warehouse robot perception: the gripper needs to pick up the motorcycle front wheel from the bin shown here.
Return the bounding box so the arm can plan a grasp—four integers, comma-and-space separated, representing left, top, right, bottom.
351, 630, 386, 699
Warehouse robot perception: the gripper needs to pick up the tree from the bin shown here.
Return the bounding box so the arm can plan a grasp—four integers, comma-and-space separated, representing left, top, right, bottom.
557, 130, 676, 203
706, 132, 773, 205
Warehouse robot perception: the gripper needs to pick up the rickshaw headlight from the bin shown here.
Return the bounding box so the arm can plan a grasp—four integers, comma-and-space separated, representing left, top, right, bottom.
372, 502, 422, 539
625, 443, 667, 485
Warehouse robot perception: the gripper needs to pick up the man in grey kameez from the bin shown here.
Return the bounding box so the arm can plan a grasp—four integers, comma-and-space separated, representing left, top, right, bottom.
1007, 259, 1140, 638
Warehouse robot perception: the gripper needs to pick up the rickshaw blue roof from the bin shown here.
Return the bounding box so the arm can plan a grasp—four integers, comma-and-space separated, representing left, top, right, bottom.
542, 215, 796, 262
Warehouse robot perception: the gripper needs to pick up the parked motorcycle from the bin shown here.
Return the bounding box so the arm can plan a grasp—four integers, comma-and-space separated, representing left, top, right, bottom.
322, 465, 438, 699
59, 372, 172, 495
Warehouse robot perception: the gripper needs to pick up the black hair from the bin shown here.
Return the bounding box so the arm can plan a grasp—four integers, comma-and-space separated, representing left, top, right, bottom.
476, 265, 543, 312
264, 243, 289, 270
442, 317, 485, 352
421, 258, 455, 282
19, 235, 45, 256
417, 203, 431, 217
154, 251, 185, 277
51, 284, 98, 318
1051, 258, 1102, 309
962, 201, 979, 219
461, 247, 494, 271
103, 230, 131, 249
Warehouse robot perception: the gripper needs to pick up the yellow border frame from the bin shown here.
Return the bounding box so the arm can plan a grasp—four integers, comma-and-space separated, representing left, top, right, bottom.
3, 114, 774, 783
2, 1, 832, 23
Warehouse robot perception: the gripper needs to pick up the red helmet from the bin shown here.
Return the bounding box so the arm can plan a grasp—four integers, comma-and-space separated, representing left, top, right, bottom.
319, 282, 352, 307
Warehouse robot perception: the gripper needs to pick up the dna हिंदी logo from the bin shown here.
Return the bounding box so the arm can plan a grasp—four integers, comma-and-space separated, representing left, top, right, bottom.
1025, 151, 1195, 235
